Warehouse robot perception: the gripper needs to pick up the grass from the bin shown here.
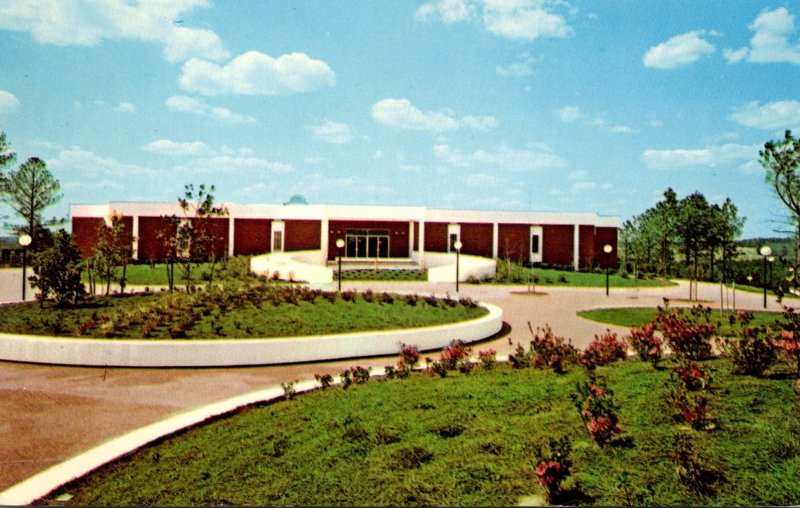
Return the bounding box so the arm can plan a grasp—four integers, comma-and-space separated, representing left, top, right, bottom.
0, 286, 486, 339
578, 307, 784, 336
85, 262, 225, 287
40, 358, 800, 506
484, 262, 674, 288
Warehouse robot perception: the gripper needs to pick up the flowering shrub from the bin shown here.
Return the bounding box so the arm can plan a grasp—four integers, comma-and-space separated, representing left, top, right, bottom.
669, 434, 723, 495
668, 388, 710, 430
571, 375, 622, 445
529, 325, 578, 373
775, 307, 800, 378
399, 343, 421, 370
718, 309, 780, 377
315, 373, 334, 389
478, 349, 497, 370
509, 342, 536, 369
581, 330, 627, 370
440, 340, 472, 371
626, 323, 663, 367
535, 436, 572, 503
655, 305, 715, 360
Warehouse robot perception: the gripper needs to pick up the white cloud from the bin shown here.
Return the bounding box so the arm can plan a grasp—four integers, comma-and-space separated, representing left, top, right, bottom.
567, 169, 589, 181
50, 146, 160, 178
113, 102, 136, 113
0, 90, 20, 113
165, 95, 255, 124
416, 0, 572, 41
186, 155, 295, 173
179, 51, 336, 96
142, 139, 212, 157
571, 181, 597, 192
466, 173, 502, 187
729, 100, 800, 130
725, 7, 800, 65
496, 52, 541, 77
308, 121, 354, 144
643, 30, 715, 69
558, 105, 582, 122
611, 124, 633, 134
372, 98, 497, 133
482, 0, 573, 41
416, 0, 475, 24
434, 143, 566, 171
642, 143, 759, 170
0, 1, 229, 63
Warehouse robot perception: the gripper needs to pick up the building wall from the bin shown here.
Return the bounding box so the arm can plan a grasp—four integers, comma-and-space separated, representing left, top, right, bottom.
327, 220, 410, 259
72, 217, 106, 259
497, 224, 529, 264
190, 218, 229, 258
460, 223, 493, 258
284, 220, 321, 252
579, 225, 597, 269
138, 216, 177, 261
233, 219, 271, 256
594, 226, 618, 269
423, 222, 449, 253
543, 224, 574, 267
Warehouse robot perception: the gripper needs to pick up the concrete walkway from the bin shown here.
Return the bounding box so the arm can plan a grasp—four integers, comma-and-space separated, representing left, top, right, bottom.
0, 273, 786, 493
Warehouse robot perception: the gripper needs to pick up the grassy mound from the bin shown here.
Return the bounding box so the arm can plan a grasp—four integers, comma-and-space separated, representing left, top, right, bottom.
41, 359, 800, 506
0, 285, 486, 339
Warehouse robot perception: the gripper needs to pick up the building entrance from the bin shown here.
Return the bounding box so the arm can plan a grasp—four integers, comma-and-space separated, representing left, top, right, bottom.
346, 229, 390, 258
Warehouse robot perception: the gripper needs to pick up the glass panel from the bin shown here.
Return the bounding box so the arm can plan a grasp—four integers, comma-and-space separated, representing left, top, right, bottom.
531, 234, 540, 254
273, 231, 283, 252
346, 236, 358, 257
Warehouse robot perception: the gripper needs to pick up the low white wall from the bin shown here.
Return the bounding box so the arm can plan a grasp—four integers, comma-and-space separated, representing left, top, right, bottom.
415, 251, 496, 283
250, 251, 333, 284
0, 303, 502, 367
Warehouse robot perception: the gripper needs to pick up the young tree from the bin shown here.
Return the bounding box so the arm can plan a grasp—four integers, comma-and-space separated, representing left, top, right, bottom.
90, 213, 135, 295
1, 156, 64, 244
761, 130, 800, 260
29, 230, 86, 307
0, 132, 15, 175
162, 184, 228, 291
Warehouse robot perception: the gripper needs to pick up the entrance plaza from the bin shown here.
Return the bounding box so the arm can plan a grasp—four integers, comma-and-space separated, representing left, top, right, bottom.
0, 269, 785, 494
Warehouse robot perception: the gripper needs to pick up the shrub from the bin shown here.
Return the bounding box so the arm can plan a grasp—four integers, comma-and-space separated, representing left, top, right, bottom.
351, 366, 371, 384
535, 436, 572, 503
29, 230, 86, 307
341, 289, 357, 303
571, 375, 622, 446
440, 340, 472, 371
529, 324, 578, 374
775, 307, 800, 378
581, 330, 627, 370
655, 305, 715, 360
669, 434, 724, 495
509, 342, 536, 369
626, 323, 663, 367
478, 349, 497, 370
667, 357, 714, 430
281, 381, 297, 400
315, 373, 334, 389
399, 343, 421, 370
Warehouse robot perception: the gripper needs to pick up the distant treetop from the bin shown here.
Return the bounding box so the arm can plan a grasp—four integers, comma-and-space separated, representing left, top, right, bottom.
284, 194, 309, 205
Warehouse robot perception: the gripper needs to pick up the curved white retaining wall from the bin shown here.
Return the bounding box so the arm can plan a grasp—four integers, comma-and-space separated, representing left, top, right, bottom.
0, 303, 502, 367
250, 251, 333, 284
416, 251, 497, 283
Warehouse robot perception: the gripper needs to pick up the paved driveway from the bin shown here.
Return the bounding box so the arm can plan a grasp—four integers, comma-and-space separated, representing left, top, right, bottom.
0, 272, 784, 491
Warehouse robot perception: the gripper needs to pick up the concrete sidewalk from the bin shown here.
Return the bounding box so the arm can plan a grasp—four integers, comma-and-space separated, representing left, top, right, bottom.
0, 276, 787, 493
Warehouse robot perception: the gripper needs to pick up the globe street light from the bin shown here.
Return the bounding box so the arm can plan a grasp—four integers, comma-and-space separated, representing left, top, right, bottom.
454, 240, 463, 293
603, 243, 613, 297
759, 245, 772, 309
336, 238, 345, 292
18, 234, 32, 301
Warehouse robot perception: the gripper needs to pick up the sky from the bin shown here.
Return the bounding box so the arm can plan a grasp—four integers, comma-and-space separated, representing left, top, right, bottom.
0, 0, 798, 239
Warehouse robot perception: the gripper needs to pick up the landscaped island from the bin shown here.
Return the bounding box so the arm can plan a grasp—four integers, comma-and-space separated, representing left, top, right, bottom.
0, 284, 487, 339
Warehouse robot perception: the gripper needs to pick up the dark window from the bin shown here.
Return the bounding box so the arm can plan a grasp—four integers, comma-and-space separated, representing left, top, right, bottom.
531, 234, 540, 254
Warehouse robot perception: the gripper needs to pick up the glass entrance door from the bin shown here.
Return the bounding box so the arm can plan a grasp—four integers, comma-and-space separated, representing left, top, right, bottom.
345, 230, 390, 258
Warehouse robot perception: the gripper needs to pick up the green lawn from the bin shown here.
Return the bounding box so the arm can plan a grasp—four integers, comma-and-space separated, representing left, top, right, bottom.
485, 264, 674, 288
578, 307, 784, 336
85, 262, 222, 287
40, 359, 800, 506
0, 286, 486, 339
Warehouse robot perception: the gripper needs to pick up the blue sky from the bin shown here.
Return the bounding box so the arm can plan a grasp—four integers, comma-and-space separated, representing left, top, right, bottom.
0, 0, 798, 238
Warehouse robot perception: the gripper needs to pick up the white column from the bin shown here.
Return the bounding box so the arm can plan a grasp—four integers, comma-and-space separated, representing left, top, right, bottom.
573, 224, 580, 272
408, 220, 415, 258
492, 222, 499, 259
419, 220, 426, 269
228, 216, 235, 257
132, 215, 139, 260
320, 218, 329, 263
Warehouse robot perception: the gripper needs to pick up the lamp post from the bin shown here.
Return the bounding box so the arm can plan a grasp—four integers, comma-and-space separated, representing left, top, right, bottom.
454, 240, 462, 293
18, 234, 32, 301
336, 238, 345, 292
603, 243, 613, 297
759, 245, 772, 309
